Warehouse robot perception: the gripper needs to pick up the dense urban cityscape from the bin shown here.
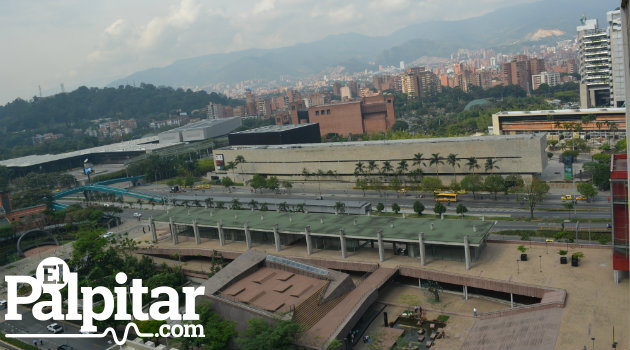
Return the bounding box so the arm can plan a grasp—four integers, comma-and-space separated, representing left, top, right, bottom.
0, 1, 628, 350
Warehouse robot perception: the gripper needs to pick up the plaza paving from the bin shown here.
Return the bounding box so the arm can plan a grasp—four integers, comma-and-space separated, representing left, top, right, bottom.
139, 220, 629, 350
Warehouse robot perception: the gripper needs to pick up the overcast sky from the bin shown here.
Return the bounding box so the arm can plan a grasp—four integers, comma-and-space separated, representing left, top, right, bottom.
0, 0, 547, 104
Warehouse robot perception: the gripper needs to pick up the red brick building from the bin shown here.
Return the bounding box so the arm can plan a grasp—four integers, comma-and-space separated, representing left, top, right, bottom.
611, 153, 629, 283
279, 95, 395, 136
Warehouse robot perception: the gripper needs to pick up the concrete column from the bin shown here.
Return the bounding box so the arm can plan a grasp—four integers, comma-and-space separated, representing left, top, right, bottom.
377, 230, 384, 262
169, 217, 178, 245
149, 217, 157, 242
339, 228, 347, 259
463, 285, 468, 300
273, 224, 281, 252
407, 243, 415, 258
614, 270, 621, 284
464, 235, 471, 270
193, 219, 200, 245
305, 225, 312, 256
244, 222, 252, 249
510, 293, 514, 308
217, 220, 225, 246
419, 232, 426, 266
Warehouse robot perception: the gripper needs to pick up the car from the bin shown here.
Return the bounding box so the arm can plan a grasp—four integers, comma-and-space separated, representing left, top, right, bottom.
47, 323, 63, 333
457, 189, 467, 194
545, 238, 554, 243
102, 232, 114, 238
133, 212, 142, 217
575, 195, 587, 201
561, 194, 572, 200
58, 345, 74, 350
397, 188, 408, 195
0, 299, 6, 310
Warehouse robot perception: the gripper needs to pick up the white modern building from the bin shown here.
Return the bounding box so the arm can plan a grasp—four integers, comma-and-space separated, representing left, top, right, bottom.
578, 18, 612, 108
531, 71, 562, 90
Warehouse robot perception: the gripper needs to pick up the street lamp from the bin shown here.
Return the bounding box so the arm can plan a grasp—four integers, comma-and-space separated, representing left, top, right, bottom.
516, 259, 520, 274
538, 255, 542, 272
591, 337, 595, 349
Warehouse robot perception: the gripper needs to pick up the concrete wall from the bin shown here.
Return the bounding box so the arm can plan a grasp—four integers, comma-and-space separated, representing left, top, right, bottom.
216, 134, 546, 182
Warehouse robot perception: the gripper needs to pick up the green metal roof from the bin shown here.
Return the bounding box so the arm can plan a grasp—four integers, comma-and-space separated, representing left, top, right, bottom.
153, 207, 492, 246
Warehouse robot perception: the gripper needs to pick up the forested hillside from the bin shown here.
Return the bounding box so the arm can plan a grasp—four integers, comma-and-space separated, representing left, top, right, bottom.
0, 84, 242, 160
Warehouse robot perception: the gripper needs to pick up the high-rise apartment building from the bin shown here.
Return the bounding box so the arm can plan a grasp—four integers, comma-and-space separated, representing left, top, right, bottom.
532, 71, 562, 90
578, 18, 612, 108
608, 10, 626, 107
501, 56, 544, 92
402, 67, 441, 98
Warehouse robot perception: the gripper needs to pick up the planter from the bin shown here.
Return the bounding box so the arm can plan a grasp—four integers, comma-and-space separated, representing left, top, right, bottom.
560, 257, 568, 264
520, 254, 528, 261
571, 257, 579, 267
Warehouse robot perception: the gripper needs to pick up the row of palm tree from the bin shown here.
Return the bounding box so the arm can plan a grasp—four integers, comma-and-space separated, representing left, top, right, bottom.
354, 153, 500, 181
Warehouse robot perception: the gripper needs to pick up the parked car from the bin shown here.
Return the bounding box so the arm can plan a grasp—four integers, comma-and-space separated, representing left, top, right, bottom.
58, 345, 74, 350
561, 194, 573, 200
575, 195, 587, 201
47, 323, 63, 333
133, 212, 142, 218
102, 232, 114, 239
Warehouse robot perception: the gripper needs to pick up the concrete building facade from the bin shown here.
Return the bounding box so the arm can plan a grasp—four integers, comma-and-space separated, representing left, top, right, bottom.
609, 9, 627, 107
578, 18, 612, 108
214, 134, 547, 183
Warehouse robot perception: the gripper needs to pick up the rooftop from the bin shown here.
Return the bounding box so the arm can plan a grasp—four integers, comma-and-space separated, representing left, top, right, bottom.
160, 116, 241, 133
0, 136, 173, 168
154, 207, 493, 246
494, 107, 625, 116
229, 123, 317, 135
218, 134, 544, 152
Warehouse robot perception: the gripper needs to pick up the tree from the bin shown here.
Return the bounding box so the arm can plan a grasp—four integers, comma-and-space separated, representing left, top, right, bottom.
446, 153, 460, 181
391, 203, 401, 214
484, 174, 505, 199
421, 176, 443, 192
356, 178, 368, 196
251, 174, 267, 193
281, 180, 292, 193
563, 201, 574, 219
392, 120, 409, 131
433, 202, 447, 216
381, 161, 393, 179
204, 197, 214, 208
376, 202, 384, 213
456, 204, 468, 218
465, 157, 480, 174
413, 201, 425, 215
519, 178, 550, 219
429, 153, 444, 176
396, 160, 409, 176
231, 198, 241, 210
460, 174, 483, 199
301, 168, 310, 180
484, 158, 500, 173
221, 176, 234, 192
236, 318, 301, 350
412, 153, 425, 170
334, 201, 346, 214
354, 161, 365, 177
248, 199, 258, 209
504, 174, 524, 192
266, 176, 280, 192
577, 182, 598, 201
390, 176, 402, 192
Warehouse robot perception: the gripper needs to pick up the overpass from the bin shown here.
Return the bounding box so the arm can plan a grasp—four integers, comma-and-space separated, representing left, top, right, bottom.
51, 176, 164, 210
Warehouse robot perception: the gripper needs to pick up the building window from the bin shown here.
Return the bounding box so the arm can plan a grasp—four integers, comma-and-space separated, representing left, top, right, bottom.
387, 99, 392, 103
276, 118, 281, 123
321, 110, 325, 115
291, 106, 295, 110
315, 111, 319, 116
327, 109, 331, 115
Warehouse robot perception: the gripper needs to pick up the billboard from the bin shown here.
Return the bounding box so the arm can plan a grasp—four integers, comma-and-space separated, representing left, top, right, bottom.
214, 154, 224, 170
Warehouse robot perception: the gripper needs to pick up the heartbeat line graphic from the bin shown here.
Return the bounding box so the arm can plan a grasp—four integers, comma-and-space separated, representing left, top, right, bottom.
7, 323, 154, 345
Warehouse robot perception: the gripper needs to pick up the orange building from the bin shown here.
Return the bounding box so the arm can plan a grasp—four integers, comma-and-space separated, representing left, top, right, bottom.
492, 108, 626, 139
279, 95, 395, 136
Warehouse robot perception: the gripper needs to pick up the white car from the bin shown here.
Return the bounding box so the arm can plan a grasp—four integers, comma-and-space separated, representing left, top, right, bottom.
133, 212, 142, 217
102, 232, 114, 239
47, 323, 63, 333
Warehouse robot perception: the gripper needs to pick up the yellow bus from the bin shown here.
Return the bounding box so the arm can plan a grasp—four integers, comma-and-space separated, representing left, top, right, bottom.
435, 193, 457, 202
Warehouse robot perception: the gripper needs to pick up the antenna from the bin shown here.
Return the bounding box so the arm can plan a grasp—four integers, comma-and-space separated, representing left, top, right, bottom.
60, 83, 65, 93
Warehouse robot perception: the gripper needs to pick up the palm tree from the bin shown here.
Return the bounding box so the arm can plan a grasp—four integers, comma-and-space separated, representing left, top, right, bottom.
396, 160, 408, 176
235, 155, 246, 182
412, 153, 425, 170
204, 197, 214, 208
466, 157, 480, 174
484, 158, 500, 173
301, 168, 310, 181
248, 199, 258, 209
354, 161, 365, 177
446, 153, 460, 181
192, 199, 201, 207
381, 161, 393, 182
367, 160, 378, 176
316, 169, 325, 195
429, 153, 444, 176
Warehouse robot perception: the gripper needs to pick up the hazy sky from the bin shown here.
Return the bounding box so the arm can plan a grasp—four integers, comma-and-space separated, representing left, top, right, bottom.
0, 0, 545, 104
